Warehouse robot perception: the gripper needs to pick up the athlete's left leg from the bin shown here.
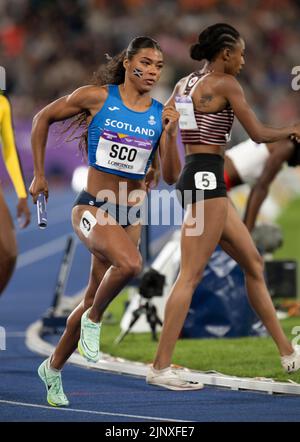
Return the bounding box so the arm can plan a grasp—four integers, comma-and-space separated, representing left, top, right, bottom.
219, 201, 293, 357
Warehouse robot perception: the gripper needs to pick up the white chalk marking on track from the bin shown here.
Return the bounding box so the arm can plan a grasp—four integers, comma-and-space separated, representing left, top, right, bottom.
0, 399, 190, 422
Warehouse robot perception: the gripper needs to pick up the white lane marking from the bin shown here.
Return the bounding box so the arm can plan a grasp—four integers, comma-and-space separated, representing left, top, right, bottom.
16, 235, 76, 269
0, 399, 189, 422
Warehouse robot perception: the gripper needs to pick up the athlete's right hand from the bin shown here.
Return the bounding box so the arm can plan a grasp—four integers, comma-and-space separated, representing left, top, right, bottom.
17, 198, 31, 228
163, 106, 180, 136
29, 175, 49, 204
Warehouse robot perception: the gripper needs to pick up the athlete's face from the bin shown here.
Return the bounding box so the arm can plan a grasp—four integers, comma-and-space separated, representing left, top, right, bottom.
125, 48, 164, 91
225, 38, 245, 76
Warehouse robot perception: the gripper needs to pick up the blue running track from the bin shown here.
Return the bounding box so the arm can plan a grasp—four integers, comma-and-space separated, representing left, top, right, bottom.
1, 189, 300, 422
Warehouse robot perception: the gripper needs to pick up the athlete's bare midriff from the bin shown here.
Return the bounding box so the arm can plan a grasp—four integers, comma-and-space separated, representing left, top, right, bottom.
185, 143, 224, 157
86, 166, 146, 205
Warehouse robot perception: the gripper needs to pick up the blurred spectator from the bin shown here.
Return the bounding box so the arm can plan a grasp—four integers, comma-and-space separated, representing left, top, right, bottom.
0, 0, 299, 147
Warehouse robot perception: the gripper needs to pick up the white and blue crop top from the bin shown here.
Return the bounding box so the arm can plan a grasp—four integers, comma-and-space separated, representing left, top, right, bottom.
88, 84, 163, 179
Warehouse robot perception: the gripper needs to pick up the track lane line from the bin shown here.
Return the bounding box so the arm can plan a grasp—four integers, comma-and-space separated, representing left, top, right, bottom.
0, 399, 190, 422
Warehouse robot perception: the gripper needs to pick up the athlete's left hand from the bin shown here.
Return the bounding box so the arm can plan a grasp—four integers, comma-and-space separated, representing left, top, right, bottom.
145, 166, 160, 192
163, 106, 180, 135
17, 198, 31, 229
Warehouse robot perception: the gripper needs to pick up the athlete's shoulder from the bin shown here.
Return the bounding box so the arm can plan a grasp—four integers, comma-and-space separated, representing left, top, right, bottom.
152, 97, 164, 112
177, 75, 189, 86
213, 73, 242, 94
165, 76, 189, 105
174, 76, 189, 94
69, 85, 108, 108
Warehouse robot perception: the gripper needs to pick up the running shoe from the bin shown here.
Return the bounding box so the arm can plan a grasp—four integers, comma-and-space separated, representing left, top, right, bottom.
38, 358, 69, 407
281, 347, 300, 373
78, 307, 101, 363
146, 365, 204, 391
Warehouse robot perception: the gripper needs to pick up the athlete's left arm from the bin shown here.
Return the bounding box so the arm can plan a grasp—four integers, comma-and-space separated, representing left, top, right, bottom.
145, 151, 161, 191
243, 145, 292, 231
159, 107, 181, 185
0, 96, 30, 227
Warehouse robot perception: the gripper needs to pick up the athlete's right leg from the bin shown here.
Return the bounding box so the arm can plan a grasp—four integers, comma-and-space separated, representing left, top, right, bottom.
0, 188, 18, 295
38, 205, 142, 405
50, 254, 110, 370
152, 197, 228, 371
51, 207, 142, 369
49, 218, 142, 370
72, 205, 142, 323
38, 254, 109, 407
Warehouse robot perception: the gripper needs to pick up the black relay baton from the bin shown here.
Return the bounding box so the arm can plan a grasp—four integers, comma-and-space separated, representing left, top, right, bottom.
37, 192, 47, 229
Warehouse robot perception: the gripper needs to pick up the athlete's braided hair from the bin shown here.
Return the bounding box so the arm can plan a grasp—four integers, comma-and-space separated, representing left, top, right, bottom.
65, 36, 162, 156
190, 23, 240, 62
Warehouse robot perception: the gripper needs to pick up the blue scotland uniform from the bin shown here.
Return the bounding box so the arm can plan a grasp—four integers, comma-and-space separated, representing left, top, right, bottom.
73, 84, 164, 226
88, 84, 163, 179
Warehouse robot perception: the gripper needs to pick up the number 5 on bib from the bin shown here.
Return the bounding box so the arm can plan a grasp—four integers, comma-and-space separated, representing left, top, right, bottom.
194, 171, 217, 190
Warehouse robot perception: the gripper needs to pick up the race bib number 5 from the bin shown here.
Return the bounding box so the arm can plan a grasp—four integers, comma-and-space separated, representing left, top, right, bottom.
96, 130, 152, 175
194, 171, 217, 190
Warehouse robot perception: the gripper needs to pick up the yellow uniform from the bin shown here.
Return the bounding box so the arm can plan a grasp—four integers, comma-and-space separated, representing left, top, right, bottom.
0, 93, 27, 198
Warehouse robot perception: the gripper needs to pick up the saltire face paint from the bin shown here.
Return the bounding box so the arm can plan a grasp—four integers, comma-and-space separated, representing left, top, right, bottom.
133, 68, 144, 78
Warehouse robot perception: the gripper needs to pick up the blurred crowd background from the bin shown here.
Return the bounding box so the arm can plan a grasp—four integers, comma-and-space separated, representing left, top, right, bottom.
1, 0, 300, 181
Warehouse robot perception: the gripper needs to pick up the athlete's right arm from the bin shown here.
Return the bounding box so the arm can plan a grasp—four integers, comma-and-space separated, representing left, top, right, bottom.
29, 85, 106, 203
157, 80, 185, 185
216, 76, 300, 143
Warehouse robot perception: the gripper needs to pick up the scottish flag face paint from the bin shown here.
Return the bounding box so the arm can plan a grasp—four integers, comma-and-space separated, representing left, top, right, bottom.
133, 68, 143, 78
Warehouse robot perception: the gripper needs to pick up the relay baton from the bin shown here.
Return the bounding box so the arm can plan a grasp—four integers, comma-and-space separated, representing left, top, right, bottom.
37, 192, 47, 229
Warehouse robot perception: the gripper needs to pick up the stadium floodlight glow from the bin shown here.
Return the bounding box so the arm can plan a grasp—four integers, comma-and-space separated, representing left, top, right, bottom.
71, 166, 88, 193
0, 66, 6, 90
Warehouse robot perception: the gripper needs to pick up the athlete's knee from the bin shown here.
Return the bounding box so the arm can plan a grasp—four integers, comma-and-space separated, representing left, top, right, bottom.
246, 251, 264, 279
178, 266, 205, 292
2, 248, 17, 272
118, 253, 143, 279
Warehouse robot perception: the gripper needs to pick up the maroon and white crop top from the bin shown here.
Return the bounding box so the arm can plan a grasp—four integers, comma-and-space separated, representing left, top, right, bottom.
179, 71, 234, 145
